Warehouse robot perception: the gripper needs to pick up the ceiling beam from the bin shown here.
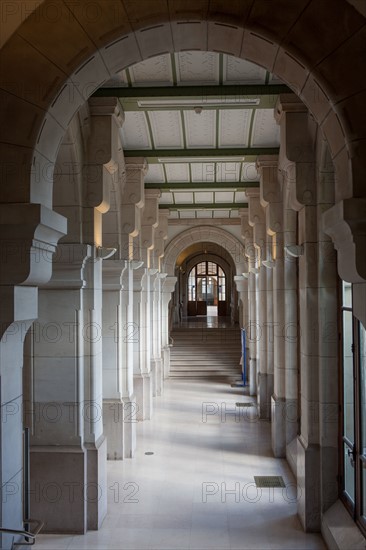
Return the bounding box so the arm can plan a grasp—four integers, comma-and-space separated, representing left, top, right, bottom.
168, 218, 241, 225
159, 203, 248, 210
93, 84, 291, 98
125, 148, 279, 160
145, 181, 259, 190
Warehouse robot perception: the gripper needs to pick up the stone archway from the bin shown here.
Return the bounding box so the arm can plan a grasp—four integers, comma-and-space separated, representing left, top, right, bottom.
163, 226, 246, 276
1, 0, 365, 285
1, 2, 366, 545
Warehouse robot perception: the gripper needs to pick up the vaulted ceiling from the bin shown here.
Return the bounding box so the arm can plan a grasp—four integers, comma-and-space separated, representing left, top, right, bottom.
95, 52, 288, 221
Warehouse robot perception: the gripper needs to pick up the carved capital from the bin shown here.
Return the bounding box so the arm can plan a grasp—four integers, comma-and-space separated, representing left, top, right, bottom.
0, 204, 67, 286
323, 198, 366, 283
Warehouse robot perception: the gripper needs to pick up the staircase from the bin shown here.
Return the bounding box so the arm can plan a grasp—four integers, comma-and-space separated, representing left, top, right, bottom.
169, 326, 242, 382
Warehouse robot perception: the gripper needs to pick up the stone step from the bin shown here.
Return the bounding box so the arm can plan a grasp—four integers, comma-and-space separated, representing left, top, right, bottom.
169, 325, 242, 380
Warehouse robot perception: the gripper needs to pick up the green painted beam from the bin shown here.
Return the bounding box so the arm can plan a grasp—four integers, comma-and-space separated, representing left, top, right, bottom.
159, 203, 248, 210
93, 84, 290, 98
145, 181, 259, 190
125, 148, 279, 160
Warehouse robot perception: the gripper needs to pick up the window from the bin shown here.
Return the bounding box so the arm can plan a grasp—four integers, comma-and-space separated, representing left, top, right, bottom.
187, 262, 226, 306
340, 281, 366, 535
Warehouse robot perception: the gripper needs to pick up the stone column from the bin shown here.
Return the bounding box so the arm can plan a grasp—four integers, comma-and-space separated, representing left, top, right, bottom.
152, 211, 169, 394
0, 204, 66, 548
29, 98, 122, 532
140, 190, 160, 404
276, 94, 320, 531
247, 189, 268, 417
119, 262, 137, 458
102, 157, 146, 458
316, 142, 339, 514
132, 267, 150, 420
257, 156, 287, 454
102, 259, 128, 460
161, 276, 178, 379
241, 213, 257, 396
234, 274, 249, 383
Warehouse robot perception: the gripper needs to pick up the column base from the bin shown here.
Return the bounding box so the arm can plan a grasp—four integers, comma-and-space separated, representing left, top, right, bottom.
86, 436, 107, 530
297, 436, 321, 532
30, 446, 87, 534
271, 395, 286, 457
155, 358, 163, 396
103, 399, 124, 460
151, 359, 157, 397
122, 395, 137, 458
286, 398, 298, 445
258, 373, 273, 419
249, 358, 257, 396
162, 346, 171, 379
134, 373, 152, 420
151, 358, 163, 396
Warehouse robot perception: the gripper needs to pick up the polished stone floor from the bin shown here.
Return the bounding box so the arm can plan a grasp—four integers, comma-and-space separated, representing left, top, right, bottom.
34, 378, 325, 549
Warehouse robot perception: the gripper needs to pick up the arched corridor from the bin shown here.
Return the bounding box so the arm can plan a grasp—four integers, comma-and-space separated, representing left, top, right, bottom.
33, 377, 325, 550
1, 2, 366, 549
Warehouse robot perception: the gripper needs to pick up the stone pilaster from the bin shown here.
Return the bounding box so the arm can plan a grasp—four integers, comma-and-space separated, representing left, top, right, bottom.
30, 244, 98, 534
132, 266, 152, 421
257, 156, 287, 455
121, 158, 147, 260
161, 276, 178, 379
120, 262, 137, 458
241, 213, 257, 396
247, 188, 268, 418
0, 204, 66, 543
102, 259, 128, 460
140, 190, 160, 406
316, 141, 339, 514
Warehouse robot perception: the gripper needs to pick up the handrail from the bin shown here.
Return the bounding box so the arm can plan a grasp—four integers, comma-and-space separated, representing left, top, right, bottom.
0, 519, 44, 548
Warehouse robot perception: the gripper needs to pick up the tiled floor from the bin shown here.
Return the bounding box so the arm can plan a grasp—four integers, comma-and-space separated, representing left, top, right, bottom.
34, 379, 325, 550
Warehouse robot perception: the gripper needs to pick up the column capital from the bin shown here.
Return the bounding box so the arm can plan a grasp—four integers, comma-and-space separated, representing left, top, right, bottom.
245, 188, 260, 199
234, 275, 248, 293
125, 157, 148, 176
0, 203, 67, 286
274, 93, 307, 124
88, 97, 124, 125
144, 189, 161, 201
162, 275, 177, 295
45, 243, 93, 289
275, 94, 317, 211
102, 259, 128, 290
141, 190, 161, 267
133, 266, 147, 292
246, 191, 265, 227
323, 198, 366, 283
257, 156, 283, 237
156, 210, 169, 241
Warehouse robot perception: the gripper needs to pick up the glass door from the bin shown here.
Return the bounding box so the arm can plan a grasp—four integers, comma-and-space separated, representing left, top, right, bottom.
342, 302, 355, 507
187, 262, 226, 317
340, 280, 366, 535
357, 322, 366, 531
